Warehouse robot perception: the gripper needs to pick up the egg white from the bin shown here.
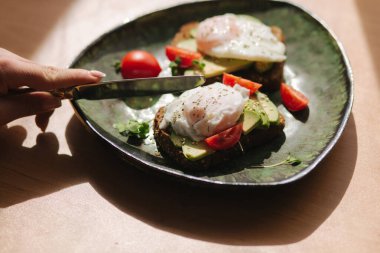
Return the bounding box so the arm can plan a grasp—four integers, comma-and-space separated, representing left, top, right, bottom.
160, 82, 249, 141
196, 14, 286, 62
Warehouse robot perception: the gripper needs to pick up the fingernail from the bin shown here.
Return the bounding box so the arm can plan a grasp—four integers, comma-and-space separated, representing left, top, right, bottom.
89, 70, 106, 78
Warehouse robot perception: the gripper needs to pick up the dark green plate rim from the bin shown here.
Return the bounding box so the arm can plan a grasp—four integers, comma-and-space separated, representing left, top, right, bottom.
69, 0, 354, 187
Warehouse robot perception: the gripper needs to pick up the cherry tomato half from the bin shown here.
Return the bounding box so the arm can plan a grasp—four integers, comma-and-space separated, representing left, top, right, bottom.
165, 45, 202, 68
222, 73, 262, 95
280, 83, 309, 111
121, 50, 161, 79
204, 123, 243, 150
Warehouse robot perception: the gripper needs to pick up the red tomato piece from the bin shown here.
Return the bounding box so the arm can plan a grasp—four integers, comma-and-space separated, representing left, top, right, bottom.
222, 73, 262, 95
121, 50, 161, 79
204, 123, 243, 150
280, 83, 309, 111
165, 45, 202, 68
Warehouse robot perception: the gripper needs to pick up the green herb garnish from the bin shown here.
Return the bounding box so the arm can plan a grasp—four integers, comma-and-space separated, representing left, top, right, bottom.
250, 155, 302, 168
169, 57, 181, 76
113, 60, 121, 74
192, 60, 206, 71
169, 57, 206, 76
113, 120, 150, 139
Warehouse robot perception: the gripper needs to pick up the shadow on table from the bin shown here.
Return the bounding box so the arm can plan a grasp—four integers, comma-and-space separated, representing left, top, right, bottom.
0, 126, 87, 206
0, 112, 357, 245
83, 114, 357, 246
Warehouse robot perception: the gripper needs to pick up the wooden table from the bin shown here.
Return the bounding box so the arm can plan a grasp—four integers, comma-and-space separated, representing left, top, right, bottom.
1, 0, 379, 252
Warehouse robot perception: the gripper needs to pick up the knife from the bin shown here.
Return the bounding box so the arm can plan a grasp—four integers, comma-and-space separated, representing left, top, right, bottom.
8, 75, 206, 100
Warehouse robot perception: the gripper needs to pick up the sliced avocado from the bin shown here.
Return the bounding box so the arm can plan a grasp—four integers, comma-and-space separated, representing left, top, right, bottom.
182, 140, 214, 161
257, 92, 279, 124
242, 110, 261, 134
170, 132, 186, 147
176, 38, 253, 78
244, 98, 270, 129
170, 131, 214, 160
184, 69, 202, 76
177, 39, 197, 52
202, 57, 252, 78
260, 110, 270, 128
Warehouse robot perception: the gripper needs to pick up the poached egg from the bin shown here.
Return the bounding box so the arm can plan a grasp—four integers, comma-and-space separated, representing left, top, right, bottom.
159, 82, 249, 141
196, 14, 286, 62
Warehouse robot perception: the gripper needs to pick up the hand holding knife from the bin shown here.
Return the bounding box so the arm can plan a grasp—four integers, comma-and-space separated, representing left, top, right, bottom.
7, 75, 206, 100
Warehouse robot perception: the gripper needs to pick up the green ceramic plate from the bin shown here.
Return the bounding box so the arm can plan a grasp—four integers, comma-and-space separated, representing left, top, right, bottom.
70, 0, 353, 187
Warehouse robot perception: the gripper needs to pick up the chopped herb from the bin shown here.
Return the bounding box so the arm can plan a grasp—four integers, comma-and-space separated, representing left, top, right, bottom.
169, 57, 206, 76
192, 60, 206, 71
169, 57, 182, 75
174, 57, 182, 65
113, 60, 121, 74
169, 61, 178, 68
250, 155, 302, 168
169, 61, 179, 75
113, 120, 150, 139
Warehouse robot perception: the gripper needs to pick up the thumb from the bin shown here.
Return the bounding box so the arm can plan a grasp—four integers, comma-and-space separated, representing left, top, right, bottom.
1, 57, 106, 91
0, 92, 61, 125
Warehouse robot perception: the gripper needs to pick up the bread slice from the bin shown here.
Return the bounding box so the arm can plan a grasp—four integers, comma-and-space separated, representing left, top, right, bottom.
171, 22, 286, 92
153, 107, 285, 171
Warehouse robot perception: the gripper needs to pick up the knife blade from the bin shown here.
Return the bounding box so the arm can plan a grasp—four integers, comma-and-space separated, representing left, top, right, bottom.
8, 75, 206, 100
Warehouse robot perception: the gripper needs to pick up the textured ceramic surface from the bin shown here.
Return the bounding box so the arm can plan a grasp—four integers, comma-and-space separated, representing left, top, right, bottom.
71, 0, 353, 186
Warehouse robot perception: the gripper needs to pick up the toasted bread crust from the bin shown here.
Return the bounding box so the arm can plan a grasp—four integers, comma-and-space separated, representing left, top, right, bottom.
154, 107, 285, 171
172, 22, 199, 46
171, 22, 285, 92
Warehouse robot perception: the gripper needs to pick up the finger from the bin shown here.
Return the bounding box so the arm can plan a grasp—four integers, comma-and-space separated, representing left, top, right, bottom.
0, 48, 31, 63
35, 110, 55, 132
0, 92, 61, 125
0, 57, 106, 91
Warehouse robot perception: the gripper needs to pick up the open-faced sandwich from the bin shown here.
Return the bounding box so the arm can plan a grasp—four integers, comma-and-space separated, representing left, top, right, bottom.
113, 14, 310, 170
166, 13, 286, 92
153, 73, 285, 170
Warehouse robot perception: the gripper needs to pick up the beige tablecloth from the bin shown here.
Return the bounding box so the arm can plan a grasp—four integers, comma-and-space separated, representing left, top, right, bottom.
1, 0, 379, 252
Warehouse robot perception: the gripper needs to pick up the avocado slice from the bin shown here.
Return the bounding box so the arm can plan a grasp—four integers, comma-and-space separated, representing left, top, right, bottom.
244, 97, 270, 128
176, 39, 253, 78
257, 92, 279, 124
170, 131, 214, 160
170, 132, 186, 147
177, 39, 197, 51
182, 139, 215, 161
242, 110, 261, 134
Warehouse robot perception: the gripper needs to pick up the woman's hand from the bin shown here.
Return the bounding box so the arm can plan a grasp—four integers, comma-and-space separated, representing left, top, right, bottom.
0, 48, 105, 131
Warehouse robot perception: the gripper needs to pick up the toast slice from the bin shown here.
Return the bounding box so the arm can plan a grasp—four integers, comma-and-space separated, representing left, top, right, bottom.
171, 22, 286, 92
154, 107, 285, 171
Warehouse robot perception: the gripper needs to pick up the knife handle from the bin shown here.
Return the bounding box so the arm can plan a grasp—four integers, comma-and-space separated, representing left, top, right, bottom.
6, 87, 75, 99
